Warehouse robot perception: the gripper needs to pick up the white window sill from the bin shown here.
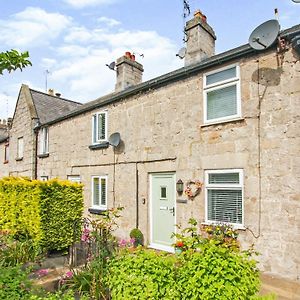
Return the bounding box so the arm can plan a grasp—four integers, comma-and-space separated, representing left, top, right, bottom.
88, 207, 107, 215
201, 117, 244, 128
201, 222, 245, 231
37, 153, 49, 158
89, 142, 109, 150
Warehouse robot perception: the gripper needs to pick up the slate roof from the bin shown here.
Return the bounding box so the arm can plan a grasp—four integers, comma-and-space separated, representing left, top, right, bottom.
0, 130, 8, 143
30, 89, 82, 125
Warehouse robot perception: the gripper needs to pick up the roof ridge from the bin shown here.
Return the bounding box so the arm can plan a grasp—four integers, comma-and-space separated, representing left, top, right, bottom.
29, 88, 82, 105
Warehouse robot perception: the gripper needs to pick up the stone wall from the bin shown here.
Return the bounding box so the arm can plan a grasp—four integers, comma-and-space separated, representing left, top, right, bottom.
32, 47, 300, 281
8, 87, 36, 178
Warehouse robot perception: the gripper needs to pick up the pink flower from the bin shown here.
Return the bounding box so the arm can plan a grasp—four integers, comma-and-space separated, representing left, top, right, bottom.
118, 239, 127, 247
65, 271, 73, 278
36, 269, 49, 277
81, 228, 90, 242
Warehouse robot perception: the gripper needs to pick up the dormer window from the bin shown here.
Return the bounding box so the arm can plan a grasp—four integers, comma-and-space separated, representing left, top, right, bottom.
92, 111, 108, 144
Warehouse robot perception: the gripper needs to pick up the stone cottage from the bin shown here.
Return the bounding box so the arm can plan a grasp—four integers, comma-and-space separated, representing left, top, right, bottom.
1, 12, 300, 284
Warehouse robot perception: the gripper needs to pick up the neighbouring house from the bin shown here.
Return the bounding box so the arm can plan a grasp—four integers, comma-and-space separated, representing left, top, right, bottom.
1, 12, 299, 283
0, 119, 9, 176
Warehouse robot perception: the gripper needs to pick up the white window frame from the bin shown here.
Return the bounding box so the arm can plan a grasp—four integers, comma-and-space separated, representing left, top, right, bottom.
203, 64, 241, 124
92, 111, 108, 144
91, 175, 108, 210
39, 127, 49, 155
4, 143, 9, 163
205, 169, 244, 229
67, 175, 81, 183
17, 137, 24, 159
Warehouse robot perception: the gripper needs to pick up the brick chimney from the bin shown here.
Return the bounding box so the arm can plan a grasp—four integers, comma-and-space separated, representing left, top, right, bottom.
185, 10, 216, 66
115, 52, 144, 92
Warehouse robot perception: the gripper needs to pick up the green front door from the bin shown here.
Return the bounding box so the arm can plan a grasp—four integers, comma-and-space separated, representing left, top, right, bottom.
150, 173, 175, 252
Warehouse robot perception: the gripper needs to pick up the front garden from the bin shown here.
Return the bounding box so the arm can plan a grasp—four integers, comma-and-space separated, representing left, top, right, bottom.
0, 177, 275, 299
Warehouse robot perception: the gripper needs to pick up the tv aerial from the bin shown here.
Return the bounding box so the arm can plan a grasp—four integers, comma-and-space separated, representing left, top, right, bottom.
108, 132, 121, 147
249, 19, 280, 50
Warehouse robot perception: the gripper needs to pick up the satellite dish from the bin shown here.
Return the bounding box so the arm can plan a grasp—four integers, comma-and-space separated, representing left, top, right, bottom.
249, 19, 280, 50
108, 132, 121, 147
105, 61, 116, 71
176, 47, 186, 59
292, 0, 300, 3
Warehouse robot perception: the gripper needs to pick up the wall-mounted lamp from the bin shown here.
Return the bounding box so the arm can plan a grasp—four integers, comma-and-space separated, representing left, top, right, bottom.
176, 179, 184, 195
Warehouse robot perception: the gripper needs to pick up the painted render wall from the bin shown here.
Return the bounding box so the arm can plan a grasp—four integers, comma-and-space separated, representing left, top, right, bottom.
35, 47, 300, 280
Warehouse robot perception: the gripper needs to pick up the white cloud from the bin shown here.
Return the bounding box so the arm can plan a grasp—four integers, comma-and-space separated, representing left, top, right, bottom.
64, 26, 95, 43
0, 6, 182, 110
49, 28, 182, 102
64, 0, 117, 9
0, 7, 72, 47
97, 16, 121, 27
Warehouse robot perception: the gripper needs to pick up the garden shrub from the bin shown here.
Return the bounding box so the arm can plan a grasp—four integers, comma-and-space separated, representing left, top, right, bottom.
0, 177, 83, 251
176, 240, 260, 300
129, 228, 144, 246
107, 248, 178, 300
0, 265, 32, 300
0, 233, 42, 266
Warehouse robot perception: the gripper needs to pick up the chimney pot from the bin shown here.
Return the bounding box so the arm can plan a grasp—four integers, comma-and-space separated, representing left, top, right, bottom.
48, 88, 54, 96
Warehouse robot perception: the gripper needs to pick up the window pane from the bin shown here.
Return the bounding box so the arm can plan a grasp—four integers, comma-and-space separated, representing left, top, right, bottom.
101, 178, 106, 206
160, 186, 167, 199
207, 85, 237, 120
97, 113, 106, 140
17, 137, 24, 158
5, 144, 9, 162
93, 178, 100, 206
207, 189, 242, 224
206, 67, 236, 85
93, 115, 97, 143
44, 128, 48, 153
209, 173, 240, 184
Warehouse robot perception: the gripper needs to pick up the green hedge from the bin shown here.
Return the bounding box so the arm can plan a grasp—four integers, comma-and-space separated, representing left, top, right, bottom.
0, 177, 83, 251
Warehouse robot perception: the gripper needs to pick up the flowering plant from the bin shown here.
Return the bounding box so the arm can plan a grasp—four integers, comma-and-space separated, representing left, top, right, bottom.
175, 241, 184, 248
118, 238, 135, 248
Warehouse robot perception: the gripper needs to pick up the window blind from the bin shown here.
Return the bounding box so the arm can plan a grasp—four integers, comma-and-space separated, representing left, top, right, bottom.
207, 85, 237, 120
206, 67, 236, 86
209, 173, 239, 184
93, 177, 100, 206
101, 178, 106, 206
97, 113, 106, 140
207, 189, 242, 224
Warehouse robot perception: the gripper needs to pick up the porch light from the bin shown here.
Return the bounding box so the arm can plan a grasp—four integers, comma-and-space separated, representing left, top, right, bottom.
176, 179, 184, 195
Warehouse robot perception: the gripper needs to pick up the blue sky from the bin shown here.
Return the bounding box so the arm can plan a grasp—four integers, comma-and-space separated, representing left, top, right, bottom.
0, 0, 299, 119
